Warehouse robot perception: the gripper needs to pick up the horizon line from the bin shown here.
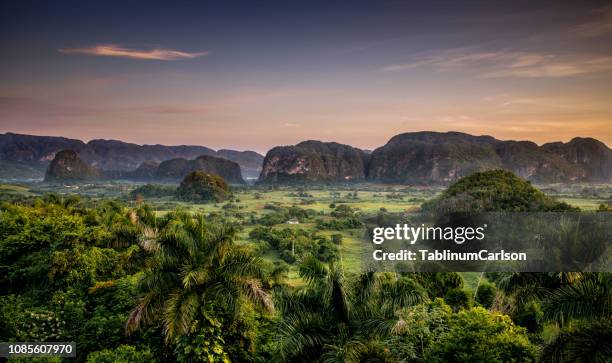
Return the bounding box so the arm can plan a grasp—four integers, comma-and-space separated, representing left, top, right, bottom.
2, 130, 609, 154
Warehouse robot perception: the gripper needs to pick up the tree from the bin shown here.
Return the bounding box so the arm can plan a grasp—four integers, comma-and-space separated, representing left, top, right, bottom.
475, 281, 497, 309
330, 233, 343, 245
125, 211, 273, 360
275, 258, 428, 361
444, 288, 472, 312
540, 273, 612, 362
428, 307, 536, 362
176, 171, 230, 203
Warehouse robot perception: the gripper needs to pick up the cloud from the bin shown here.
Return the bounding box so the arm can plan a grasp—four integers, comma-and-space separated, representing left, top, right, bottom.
481, 56, 612, 78
136, 105, 210, 115
381, 48, 612, 78
574, 6, 612, 37
381, 50, 505, 72
282, 122, 300, 127
59, 44, 208, 60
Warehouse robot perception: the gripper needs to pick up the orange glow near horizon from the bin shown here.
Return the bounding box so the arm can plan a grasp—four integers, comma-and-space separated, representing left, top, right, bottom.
1, 3, 611, 152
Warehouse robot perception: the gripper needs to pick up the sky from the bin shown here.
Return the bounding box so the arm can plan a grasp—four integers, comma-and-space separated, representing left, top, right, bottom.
1, 0, 611, 153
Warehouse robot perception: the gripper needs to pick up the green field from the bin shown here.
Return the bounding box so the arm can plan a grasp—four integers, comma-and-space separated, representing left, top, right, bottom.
3, 180, 609, 288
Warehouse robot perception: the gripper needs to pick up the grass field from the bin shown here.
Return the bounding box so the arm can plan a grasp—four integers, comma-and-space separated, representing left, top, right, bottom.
2, 180, 609, 289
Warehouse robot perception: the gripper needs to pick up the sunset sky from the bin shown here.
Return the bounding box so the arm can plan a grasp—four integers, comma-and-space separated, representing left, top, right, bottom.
1, 1, 611, 153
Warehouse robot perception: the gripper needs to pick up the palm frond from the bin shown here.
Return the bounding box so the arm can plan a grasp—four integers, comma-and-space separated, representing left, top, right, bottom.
275, 312, 329, 360
242, 278, 275, 312
326, 265, 350, 323
125, 290, 162, 335
543, 274, 611, 323
299, 256, 329, 285
180, 264, 208, 290
163, 289, 200, 342
541, 320, 612, 363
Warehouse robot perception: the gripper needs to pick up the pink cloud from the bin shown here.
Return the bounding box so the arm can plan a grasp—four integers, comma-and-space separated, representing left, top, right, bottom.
59, 44, 208, 61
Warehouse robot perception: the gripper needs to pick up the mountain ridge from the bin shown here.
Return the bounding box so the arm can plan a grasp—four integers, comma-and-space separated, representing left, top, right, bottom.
1, 131, 610, 184
258, 140, 369, 183
0, 132, 264, 179
261, 131, 612, 184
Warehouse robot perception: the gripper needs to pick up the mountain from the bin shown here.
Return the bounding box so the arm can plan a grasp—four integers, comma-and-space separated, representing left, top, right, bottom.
368, 132, 610, 183
128, 160, 160, 180
493, 140, 580, 182
542, 137, 612, 182
0, 133, 263, 180
151, 155, 244, 184
84, 139, 216, 171
260, 132, 610, 184
258, 140, 369, 183
44, 150, 99, 182
4, 131, 610, 184
217, 149, 264, 179
368, 132, 503, 183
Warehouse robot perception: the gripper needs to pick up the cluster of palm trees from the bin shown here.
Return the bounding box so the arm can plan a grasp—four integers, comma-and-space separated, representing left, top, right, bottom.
494, 272, 611, 362
124, 207, 611, 362
274, 258, 429, 361
125, 209, 273, 343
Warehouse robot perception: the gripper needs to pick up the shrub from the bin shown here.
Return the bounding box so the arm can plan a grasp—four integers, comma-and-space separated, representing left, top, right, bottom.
444, 288, 472, 312
514, 300, 543, 334
428, 307, 536, 362
475, 281, 497, 309
129, 184, 175, 199
330, 204, 356, 218
86, 345, 155, 363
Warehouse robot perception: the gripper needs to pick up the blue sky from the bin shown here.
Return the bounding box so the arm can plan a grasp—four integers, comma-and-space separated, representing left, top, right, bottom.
1, 0, 611, 152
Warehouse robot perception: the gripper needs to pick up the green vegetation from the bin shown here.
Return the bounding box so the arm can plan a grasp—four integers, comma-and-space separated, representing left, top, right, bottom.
176, 171, 230, 203
249, 226, 338, 263
129, 184, 175, 199
0, 171, 609, 362
423, 170, 577, 213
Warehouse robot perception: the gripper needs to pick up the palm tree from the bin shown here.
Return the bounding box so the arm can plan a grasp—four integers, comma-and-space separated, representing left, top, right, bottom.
496, 271, 612, 362
275, 257, 427, 362
540, 273, 611, 363
125, 210, 273, 343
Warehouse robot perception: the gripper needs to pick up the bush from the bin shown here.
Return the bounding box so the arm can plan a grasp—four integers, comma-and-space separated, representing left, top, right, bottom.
249, 226, 338, 263
258, 212, 287, 226
86, 345, 155, 363
444, 288, 472, 312
475, 281, 497, 309
514, 300, 543, 334
316, 217, 363, 230
330, 204, 356, 218
412, 272, 463, 298
129, 184, 175, 199
428, 307, 536, 362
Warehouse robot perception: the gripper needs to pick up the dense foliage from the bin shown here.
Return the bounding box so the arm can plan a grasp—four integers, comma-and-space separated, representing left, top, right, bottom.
130, 184, 176, 199
249, 226, 338, 263
176, 171, 230, 203
0, 170, 609, 362
423, 170, 577, 214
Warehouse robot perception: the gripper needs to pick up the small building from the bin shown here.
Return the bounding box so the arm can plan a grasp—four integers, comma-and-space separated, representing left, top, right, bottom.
286, 218, 300, 225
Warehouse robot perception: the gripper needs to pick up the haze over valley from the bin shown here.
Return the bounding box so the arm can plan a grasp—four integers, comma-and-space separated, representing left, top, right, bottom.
2, 131, 610, 184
